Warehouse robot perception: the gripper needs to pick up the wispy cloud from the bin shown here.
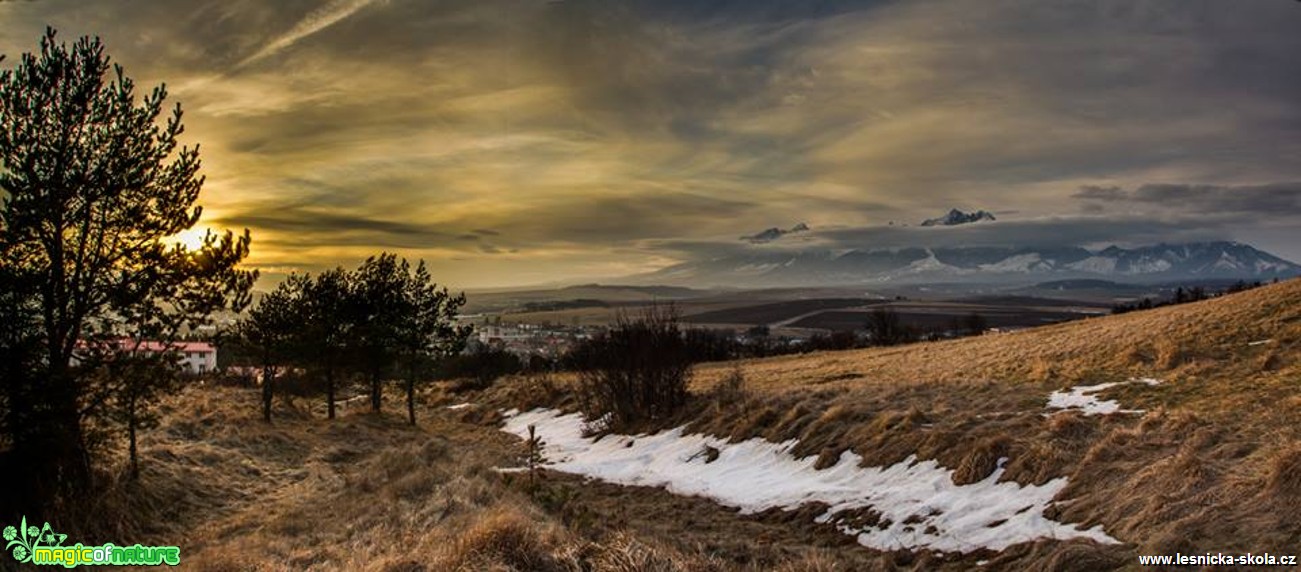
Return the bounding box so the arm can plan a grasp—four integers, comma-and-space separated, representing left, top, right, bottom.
237, 0, 382, 68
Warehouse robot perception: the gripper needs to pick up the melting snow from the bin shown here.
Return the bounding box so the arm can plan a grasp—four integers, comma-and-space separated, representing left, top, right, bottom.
1046, 378, 1162, 416
502, 409, 1118, 553
446, 403, 473, 410
1247, 339, 1274, 346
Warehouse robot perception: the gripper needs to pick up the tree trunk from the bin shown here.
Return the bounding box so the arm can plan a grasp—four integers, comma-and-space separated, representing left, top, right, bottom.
128, 399, 139, 480
370, 372, 381, 413
406, 375, 416, 426
18, 371, 92, 500
262, 365, 273, 422
326, 368, 336, 420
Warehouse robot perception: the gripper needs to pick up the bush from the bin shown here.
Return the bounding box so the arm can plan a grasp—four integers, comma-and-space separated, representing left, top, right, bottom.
865, 308, 916, 346
440, 347, 524, 392
707, 366, 749, 411
682, 328, 739, 363
571, 305, 691, 432
807, 330, 860, 351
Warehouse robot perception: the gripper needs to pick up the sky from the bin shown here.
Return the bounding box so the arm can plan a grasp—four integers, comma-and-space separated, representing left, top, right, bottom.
1, 0, 1298, 289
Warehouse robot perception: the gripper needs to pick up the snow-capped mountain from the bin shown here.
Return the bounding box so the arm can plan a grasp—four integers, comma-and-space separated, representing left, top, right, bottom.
920, 209, 997, 227
629, 241, 1300, 287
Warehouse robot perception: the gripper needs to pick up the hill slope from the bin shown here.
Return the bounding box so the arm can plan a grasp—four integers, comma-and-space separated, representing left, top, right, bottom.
503, 278, 1301, 569
86, 279, 1299, 571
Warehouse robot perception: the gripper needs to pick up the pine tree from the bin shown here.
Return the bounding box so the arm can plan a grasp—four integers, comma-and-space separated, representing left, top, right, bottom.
0, 29, 254, 501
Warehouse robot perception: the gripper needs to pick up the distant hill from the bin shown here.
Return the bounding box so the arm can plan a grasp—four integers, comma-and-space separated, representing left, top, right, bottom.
557, 284, 706, 299
462, 283, 714, 314
1031, 279, 1133, 290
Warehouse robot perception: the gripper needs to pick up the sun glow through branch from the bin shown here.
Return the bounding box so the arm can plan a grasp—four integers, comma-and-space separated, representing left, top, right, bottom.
169, 227, 212, 251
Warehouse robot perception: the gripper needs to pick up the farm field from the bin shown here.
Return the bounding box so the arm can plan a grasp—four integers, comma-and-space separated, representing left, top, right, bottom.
787, 302, 1103, 332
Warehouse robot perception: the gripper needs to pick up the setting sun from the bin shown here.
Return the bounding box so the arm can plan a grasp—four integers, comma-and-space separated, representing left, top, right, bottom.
170, 227, 211, 251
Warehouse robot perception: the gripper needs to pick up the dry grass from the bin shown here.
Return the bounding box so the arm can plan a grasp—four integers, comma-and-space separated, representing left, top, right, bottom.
71, 279, 1299, 572
688, 278, 1299, 390
104, 378, 882, 571
479, 278, 1301, 569
952, 436, 1011, 485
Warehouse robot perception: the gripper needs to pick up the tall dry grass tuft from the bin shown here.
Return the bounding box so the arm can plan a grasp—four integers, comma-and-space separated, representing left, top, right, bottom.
1266, 445, 1301, 506
705, 366, 749, 411
1257, 348, 1283, 372
442, 507, 572, 571
1154, 338, 1186, 370
769, 551, 864, 572
952, 436, 1011, 485
1046, 412, 1096, 441
1021, 541, 1129, 572
1120, 344, 1153, 368
587, 531, 722, 572
1028, 358, 1058, 382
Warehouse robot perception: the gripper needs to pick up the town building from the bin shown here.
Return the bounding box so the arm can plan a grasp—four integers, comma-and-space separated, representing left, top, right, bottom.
73, 339, 217, 375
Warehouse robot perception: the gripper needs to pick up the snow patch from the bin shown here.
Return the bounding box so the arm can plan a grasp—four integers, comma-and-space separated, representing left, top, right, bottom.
979, 253, 1045, 273
1065, 256, 1118, 274
446, 403, 473, 410
502, 409, 1118, 553
1046, 378, 1161, 415
1124, 257, 1173, 274
1247, 339, 1274, 346
1046, 383, 1129, 415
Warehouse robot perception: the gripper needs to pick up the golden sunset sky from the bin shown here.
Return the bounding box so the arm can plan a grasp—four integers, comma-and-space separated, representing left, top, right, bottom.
2, 1, 1298, 288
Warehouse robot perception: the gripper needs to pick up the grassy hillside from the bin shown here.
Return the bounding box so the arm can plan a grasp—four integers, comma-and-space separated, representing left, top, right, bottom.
93, 386, 863, 570
83, 279, 1297, 571
493, 278, 1301, 569
690, 278, 1301, 566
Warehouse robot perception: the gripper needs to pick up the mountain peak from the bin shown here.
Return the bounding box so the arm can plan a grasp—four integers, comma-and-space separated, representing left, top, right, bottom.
920, 209, 996, 227
742, 223, 811, 244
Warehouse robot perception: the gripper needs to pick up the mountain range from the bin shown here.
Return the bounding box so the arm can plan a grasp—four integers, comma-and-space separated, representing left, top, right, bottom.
630, 241, 1301, 287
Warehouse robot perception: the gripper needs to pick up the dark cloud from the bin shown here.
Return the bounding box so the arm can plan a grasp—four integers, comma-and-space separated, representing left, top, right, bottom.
212, 209, 462, 250
1132, 183, 1301, 215
1074, 182, 1301, 216
1073, 185, 1126, 201
490, 192, 759, 245
817, 218, 1231, 251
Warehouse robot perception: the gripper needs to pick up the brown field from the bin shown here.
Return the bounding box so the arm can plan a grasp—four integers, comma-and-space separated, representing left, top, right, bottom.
497, 296, 1105, 332
681, 298, 889, 326
786, 302, 1100, 332
90, 278, 1299, 571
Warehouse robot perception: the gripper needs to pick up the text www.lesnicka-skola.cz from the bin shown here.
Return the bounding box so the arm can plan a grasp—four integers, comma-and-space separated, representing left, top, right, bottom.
1139, 553, 1297, 567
